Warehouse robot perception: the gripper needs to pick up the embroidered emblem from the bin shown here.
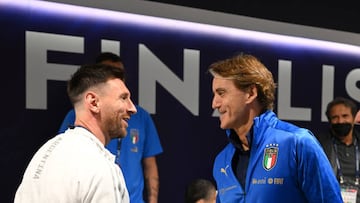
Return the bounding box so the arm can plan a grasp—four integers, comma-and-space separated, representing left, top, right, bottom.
130, 129, 139, 144
263, 144, 279, 171
220, 165, 229, 176
130, 147, 138, 152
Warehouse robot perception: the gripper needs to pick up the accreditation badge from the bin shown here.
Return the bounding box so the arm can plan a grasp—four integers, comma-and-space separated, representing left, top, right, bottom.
341, 186, 357, 203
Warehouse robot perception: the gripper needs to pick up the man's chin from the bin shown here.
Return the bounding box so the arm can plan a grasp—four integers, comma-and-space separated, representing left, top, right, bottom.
119, 131, 127, 138
220, 123, 228, 129
111, 129, 127, 139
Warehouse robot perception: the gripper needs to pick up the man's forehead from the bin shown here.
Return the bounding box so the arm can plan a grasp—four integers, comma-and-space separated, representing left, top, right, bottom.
213, 77, 238, 92
332, 104, 350, 110
330, 104, 352, 114
213, 77, 236, 86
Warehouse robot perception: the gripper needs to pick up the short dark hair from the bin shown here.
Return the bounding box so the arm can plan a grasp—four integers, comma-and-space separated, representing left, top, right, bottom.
185, 179, 216, 203
67, 63, 125, 105
95, 52, 122, 64
325, 97, 358, 120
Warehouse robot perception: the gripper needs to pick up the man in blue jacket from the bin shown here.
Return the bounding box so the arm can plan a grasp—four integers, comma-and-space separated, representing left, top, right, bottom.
208, 53, 342, 203
59, 52, 163, 203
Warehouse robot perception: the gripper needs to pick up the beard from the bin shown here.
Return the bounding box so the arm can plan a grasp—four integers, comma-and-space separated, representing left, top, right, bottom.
105, 114, 127, 139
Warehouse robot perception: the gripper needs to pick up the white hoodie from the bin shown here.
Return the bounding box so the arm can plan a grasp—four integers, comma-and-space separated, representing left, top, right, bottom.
14, 127, 129, 203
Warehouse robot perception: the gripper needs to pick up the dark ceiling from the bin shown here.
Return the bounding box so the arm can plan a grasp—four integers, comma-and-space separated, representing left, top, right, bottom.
145, 1, 360, 34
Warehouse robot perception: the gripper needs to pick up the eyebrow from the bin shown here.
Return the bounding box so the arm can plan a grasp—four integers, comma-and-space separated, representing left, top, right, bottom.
119, 91, 130, 98
214, 87, 226, 92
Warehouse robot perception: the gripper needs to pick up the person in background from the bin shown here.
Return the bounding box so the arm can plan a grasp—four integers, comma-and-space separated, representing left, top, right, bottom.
58, 52, 163, 203
355, 110, 360, 124
15, 64, 137, 202
185, 179, 217, 203
208, 53, 343, 203
318, 97, 360, 203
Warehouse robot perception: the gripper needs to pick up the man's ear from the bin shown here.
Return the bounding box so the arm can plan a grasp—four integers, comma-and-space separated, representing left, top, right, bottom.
246, 84, 258, 104
85, 91, 100, 113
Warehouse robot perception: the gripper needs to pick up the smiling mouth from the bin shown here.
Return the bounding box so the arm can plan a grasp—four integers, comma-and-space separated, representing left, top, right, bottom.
218, 110, 226, 116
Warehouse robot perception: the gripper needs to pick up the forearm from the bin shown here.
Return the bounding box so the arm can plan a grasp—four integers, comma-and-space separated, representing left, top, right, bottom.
143, 157, 159, 203
145, 176, 159, 203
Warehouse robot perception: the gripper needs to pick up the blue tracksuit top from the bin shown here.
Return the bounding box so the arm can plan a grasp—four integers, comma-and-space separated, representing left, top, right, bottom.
58, 105, 163, 203
213, 110, 343, 203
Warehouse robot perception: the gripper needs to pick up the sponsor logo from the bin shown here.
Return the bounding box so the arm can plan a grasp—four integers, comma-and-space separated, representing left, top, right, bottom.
220, 165, 230, 176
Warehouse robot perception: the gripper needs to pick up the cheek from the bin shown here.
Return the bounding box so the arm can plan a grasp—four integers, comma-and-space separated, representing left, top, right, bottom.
226, 98, 239, 111
113, 106, 124, 117
118, 102, 128, 113
112, 99, 124, 110
230, 96, 246, 108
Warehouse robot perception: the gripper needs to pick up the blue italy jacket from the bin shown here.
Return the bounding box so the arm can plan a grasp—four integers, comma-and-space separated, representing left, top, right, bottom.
213, 110, 342, 203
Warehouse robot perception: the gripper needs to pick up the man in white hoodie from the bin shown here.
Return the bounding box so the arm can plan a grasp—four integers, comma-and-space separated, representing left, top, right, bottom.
14, 63, 137, 203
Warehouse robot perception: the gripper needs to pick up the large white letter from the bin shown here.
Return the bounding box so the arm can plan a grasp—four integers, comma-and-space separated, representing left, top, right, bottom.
346, 68, 360, 101
277, 60, 311, 121
321, 65, 335, 121
138, 44, 199, 115
26, 31, 83, 110
101, 39, 120, 55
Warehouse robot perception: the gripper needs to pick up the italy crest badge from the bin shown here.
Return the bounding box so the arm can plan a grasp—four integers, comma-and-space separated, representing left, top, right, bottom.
263, 144, 278, 171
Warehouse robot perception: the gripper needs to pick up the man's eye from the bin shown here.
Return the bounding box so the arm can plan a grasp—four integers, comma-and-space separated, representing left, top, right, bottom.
120, 95, 128, 100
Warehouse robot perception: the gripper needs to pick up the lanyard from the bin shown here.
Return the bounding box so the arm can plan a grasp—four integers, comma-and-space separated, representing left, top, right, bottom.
116, 138, 122, 165
333, 137, 360, 185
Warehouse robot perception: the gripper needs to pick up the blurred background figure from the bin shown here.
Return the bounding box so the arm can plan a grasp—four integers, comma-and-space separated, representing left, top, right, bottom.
318, 96, 360, 203
185, 179, 217, 203
355, 110, 360, 124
